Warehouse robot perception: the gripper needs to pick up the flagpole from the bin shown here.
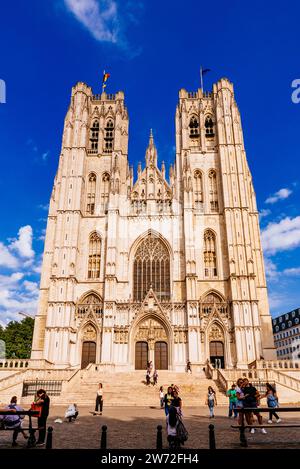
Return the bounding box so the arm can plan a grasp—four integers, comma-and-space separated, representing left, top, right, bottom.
102, 69, 105, 93
200, 65, 203, 92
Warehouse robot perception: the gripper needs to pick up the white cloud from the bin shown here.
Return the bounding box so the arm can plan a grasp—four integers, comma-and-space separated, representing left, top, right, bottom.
9, 225, 35, 259
42, 151, 50, 161
268, 292, 286, 310
64, 0, 119, 43
0, 242, 19, 268
264, 257, 278, 280
38, 204, 49, 211
282, 267, 300, 276
259, 208, 271, 220
0, 272, 38, 324
265, 188, 292, 204
261, 216, 300, 254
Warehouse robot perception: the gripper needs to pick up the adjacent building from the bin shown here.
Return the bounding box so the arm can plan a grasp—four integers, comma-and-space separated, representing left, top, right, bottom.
272, 308, 300, 360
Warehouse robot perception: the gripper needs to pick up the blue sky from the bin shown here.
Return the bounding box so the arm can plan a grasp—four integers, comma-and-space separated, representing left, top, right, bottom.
0, 0, 299, 325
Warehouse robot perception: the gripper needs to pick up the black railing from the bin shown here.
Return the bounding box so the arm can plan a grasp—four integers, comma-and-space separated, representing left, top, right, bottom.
22, 380, 62, 397
248, 381, 276, 393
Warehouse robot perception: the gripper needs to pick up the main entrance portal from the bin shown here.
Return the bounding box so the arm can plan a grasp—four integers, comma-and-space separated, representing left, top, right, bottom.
134, 317, 169, 370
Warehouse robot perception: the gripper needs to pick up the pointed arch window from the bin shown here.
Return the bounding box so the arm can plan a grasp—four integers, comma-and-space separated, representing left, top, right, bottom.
133, 234, 170, 302
205, 116, 215, 137
194, 170, 203, 210
88, 233, 101, 279
86, 173, 96, 215
204, 230, 217, 278
189, 116, 199, 138
90, 120, 99, 151
104, 119, 114, 153
208, 170, 218, 212
100, 173, 110, 213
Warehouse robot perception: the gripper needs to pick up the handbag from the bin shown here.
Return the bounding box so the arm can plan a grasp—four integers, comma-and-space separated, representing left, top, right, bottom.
30, 402, 42, 418
176, 417, 188, 444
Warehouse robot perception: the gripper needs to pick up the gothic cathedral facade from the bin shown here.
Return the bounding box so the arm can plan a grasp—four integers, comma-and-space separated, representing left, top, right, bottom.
31, 77, 276, 371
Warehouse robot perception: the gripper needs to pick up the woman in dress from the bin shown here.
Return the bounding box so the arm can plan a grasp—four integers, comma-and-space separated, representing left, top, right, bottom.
264, 383, 281, 423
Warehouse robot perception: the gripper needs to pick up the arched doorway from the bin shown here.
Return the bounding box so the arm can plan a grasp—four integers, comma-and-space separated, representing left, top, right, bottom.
209, 341, 225, 369
80, 323, 98, 369
134, 317, 169, 370
135, 341, 148, 369
81, 341, 96, 369
155, 341, 168, 369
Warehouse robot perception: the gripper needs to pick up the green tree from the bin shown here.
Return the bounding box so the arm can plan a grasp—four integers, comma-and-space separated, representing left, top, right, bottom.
0, 317, 34, 359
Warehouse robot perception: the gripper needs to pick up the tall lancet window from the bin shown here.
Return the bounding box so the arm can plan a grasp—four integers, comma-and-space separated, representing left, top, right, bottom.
204, 230, 217, 278
100, 173, 110, 213
208, 170, 218, 212
189, 116, 200, 138
133, 234, 170, 302
194, 170, 203, 209
205, 116, 215, 137
86, 173, 96, 215
90, 120, 99, 151
104, 119, 114, 152
88, 232, 101, 279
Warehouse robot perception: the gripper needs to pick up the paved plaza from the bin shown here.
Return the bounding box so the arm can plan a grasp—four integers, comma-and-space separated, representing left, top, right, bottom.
0, 405, 300, 450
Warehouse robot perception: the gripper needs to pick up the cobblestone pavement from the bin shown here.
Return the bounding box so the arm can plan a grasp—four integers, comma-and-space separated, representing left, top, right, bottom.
1, 405, 300, 450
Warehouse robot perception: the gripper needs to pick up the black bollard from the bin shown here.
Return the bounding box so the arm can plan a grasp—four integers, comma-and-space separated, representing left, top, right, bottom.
156, 425, 163, 449
239, 415, 248, 448
208, 424, 216, 449
46, 426, 53, 449
101, 425, 107, 449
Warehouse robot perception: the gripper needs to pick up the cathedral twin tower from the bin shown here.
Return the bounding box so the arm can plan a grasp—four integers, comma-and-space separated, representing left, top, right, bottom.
31, 77, 275, 372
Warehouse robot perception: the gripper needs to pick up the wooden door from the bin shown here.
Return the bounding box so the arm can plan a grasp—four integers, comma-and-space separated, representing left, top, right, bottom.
155, 341, 168, 369
81, 341, 96, 369
135, 341, 148, 370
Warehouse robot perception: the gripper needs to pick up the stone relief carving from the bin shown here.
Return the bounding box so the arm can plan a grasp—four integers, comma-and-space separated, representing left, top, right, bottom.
135, 318, 167, 350
209, 324, 224, 341
83, 324, 96, 341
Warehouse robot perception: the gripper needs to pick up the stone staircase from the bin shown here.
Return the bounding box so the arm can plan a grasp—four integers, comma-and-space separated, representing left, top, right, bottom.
20, 369, 228, 407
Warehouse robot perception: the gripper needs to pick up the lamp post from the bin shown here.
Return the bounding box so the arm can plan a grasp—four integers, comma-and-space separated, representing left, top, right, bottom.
18, 311, 34, 319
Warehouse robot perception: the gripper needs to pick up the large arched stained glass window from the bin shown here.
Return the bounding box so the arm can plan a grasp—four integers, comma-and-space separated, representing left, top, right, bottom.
133, 234, 170, 302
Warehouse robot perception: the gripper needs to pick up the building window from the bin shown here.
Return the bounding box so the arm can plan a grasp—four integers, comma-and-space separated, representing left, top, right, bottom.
100, 173, 110, 213
208, 170, 218, 212
104, 119, 114, 152
88, 232, 101, 279
86, 173, 96, 215
204, 229, 217, 278
205, 115, 215, 137
194, 170, 203, 209
90, 120, 99, 151
189, 116, 199, 138
133, 234, 170, 302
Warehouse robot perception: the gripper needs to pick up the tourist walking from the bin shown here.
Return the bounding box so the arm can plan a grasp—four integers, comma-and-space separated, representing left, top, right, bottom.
94, 383, 103, 415
35, 389, 50, 446
159, 386, 164, 408
164, 386, 174, 416
172, 389, 182, 417
153, 369, 158, 385
206, 386, 217, 418
0, 396, 28, 446
186, 360, 192, 374
65, 403, 79, 422
227, 384, 238, 418
236, 378, 245, 425
242, 379, 267, 434
264, 383, 281, 423
146, 368, 151, 385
